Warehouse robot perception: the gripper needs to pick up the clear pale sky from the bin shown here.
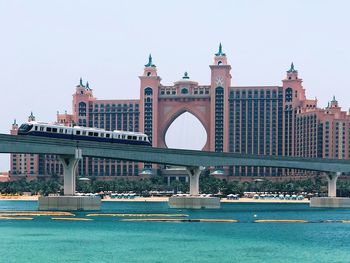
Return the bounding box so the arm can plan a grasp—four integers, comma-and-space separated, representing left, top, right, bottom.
0, 0, 349, 171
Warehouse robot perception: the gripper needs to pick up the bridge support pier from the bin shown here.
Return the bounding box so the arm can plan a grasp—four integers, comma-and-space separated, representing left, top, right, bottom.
60, 154, 80, 196
188, 167, 201, 196
168, 166, 220, 209
39, 149, 101, 211
310, 172, 350, 208
327, 173, 339, 198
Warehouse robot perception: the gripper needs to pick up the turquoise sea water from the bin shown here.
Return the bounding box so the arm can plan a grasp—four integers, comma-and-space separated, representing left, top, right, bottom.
1, 201, 350, 263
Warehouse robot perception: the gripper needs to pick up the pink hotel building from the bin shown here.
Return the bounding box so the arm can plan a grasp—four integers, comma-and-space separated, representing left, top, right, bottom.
10, 45, 350, 181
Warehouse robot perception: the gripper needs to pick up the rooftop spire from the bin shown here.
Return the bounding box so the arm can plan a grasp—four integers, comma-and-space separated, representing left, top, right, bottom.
79, 77, 83, 86
86, 81, 91, 90
287, 62, 298, 73
28, 111, 35, 122
215, 43, 226, 56
144, 54, 156, 67
330, 95, 338, 108
182, 72, 190, 79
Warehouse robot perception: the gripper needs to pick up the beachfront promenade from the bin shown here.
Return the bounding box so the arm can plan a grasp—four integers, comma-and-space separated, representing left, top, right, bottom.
1, 133, 350, 209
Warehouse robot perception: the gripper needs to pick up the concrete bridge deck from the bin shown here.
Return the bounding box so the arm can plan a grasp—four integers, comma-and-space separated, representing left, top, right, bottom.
1, 134, 350, 173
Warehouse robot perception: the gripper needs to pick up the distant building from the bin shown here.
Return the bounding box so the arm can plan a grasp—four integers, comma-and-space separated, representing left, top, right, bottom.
0, 172, 10, 182
10, 113, 39, 177
10, 45, 350, 180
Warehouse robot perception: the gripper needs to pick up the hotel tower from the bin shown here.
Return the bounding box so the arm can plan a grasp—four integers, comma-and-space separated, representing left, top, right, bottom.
10, 45, 350, 181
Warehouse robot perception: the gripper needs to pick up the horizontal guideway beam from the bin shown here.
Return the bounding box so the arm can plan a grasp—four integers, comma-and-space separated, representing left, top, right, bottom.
1, 134, 350, 173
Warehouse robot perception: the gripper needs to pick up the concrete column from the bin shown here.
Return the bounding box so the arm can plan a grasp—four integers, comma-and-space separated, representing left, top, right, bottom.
326, 172, 341, 198
186, 167, 201, 196
59, 149, 82, 196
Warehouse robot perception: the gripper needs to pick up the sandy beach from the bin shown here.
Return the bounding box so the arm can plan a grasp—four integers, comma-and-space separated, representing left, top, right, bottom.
103, 197, 309, 203
0, 195, 310, 203
0, 195, 40, 201
221, 198, 309, 203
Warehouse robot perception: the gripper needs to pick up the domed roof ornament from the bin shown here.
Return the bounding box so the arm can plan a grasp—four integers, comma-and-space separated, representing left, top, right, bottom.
182, 72, 190, 79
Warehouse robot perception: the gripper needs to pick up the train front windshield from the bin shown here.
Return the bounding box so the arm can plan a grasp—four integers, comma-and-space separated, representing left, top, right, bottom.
18, 124, 33, 133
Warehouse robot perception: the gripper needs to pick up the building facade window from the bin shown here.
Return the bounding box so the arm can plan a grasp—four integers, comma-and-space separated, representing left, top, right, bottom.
215, 87, 224, 152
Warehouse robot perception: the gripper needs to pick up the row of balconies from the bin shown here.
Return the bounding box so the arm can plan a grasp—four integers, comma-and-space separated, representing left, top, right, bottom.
91, 104, 139, 109
89, 110, 140, 115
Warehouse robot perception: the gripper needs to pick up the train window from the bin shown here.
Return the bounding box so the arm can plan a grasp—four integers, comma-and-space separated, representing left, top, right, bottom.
122, 135, 125, 139
59, 129, 63, 133
52, 128, 57, 133
106, 134, 110, 138
82, 131, 86, 136
88, 132, 93, 136
47, 127, 52, 132
94, 133, 98, 137
132, 136, 137, 140
34, 126, 38, 131
127, 135, 132, 140
76, 131, 81, 135
101, 133, 104, 137
40, 127, 44, 131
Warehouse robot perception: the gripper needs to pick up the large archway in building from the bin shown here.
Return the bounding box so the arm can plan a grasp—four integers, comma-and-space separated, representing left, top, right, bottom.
165, 112, 207, 150
157, 99, 211, 150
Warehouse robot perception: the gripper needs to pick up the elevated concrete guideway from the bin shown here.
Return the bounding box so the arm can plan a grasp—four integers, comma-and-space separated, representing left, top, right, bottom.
1, 134, 350, 209
2, 134, 350, 173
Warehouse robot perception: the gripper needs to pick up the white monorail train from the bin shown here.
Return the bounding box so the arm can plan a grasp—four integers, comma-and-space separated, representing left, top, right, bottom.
17, 121, 151, 146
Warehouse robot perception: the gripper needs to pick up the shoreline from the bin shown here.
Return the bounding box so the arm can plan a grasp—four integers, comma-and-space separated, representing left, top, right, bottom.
0, 196, 310, 203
